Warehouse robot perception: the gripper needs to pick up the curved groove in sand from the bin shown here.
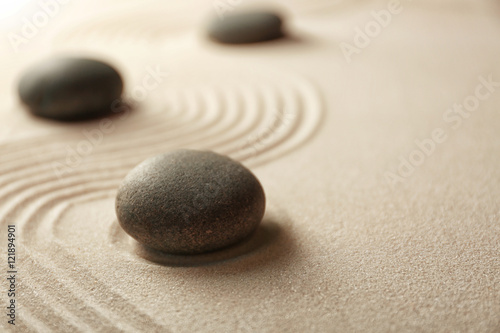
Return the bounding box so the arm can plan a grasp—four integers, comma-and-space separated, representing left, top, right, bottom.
16, 190, 171, 331
21, 247, 169, 333
0, 88, 196, 175
18, 278, 85, 333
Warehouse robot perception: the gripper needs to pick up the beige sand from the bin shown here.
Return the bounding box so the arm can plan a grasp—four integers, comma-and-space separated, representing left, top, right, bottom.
0, 0, 499, 332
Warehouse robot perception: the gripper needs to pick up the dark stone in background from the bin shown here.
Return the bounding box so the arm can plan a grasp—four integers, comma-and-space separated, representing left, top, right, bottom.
207, 10, 284, 44
18, 57, 123, 121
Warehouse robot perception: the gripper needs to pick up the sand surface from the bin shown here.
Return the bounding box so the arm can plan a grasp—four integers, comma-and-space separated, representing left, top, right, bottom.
1, 0, 499, 332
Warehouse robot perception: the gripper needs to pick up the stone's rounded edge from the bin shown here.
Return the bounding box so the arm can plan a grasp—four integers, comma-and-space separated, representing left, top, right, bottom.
17, 56, 124, 122
115, 149, 266, 255
206, 11, 285, 45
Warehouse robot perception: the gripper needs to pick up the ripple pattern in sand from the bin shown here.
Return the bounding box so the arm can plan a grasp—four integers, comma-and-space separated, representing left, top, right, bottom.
0, 68, 323, 332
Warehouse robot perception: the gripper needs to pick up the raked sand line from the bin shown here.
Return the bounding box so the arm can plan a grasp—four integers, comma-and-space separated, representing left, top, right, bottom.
234, 75, 324, 166
14, 189, 170, 331
21, 247, 167, 333
0, 87, 196, 167
17, 186, 171, 331
50, 191, 116, 240
15, 280, 83, 333
0, 91, 177, 160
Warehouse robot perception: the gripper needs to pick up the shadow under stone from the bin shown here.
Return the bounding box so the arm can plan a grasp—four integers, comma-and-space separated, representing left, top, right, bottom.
134, 218, 294, 269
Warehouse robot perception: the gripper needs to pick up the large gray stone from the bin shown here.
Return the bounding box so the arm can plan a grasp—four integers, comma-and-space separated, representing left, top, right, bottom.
116, 150, 266, 255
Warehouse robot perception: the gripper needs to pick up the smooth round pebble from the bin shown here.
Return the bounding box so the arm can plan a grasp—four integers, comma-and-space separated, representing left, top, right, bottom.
207, 10, 284, 44
115, 150, 266, 255
18, 57, 123, 121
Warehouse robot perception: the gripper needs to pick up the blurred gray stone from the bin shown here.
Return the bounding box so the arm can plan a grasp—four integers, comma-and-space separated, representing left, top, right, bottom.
18, 57, 123, 121
207, 10, 284, 44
